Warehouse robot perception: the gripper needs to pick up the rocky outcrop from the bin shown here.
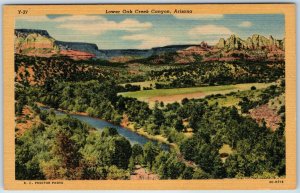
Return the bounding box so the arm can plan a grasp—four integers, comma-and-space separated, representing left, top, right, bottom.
100, 45, 198, 62
199, 41, 209, 48
59, 50, 96, 60
101, 49, 152, 59
15, 29, 52, 38
152, 45, 197, 55
15, 29, 285, 62
174, 42, 212, 63
212, 34, 285, 61
15, 29, 59, 57
15, 29, 100, 60
216, 38, 226, 49
55, 41, 104, 58
215, 34, 284, 51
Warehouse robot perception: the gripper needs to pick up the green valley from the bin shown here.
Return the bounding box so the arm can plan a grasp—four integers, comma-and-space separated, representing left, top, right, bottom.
14, 28, 286, 181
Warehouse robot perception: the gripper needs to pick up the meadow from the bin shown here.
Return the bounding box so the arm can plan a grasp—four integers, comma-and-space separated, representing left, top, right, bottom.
119, 82, 273, 106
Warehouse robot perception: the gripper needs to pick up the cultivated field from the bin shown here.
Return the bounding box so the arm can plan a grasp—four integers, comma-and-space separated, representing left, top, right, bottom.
119, 83, 273, 106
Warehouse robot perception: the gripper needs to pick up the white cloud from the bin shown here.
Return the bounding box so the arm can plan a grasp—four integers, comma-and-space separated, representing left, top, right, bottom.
188, 25, 233, 36
51, 15, 101, 22
121, 34, 172, 49
205, 39, 220, 45
174, 14, 223, 20
238, 21, 252, 28
17, 15, 152, 35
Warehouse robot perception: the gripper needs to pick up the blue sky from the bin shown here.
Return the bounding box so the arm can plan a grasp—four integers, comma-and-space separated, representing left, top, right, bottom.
15, 14, 284, 49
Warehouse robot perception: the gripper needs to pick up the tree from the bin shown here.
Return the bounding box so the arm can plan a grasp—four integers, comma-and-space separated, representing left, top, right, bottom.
174, 119, 184, 132
153, 151, 169, 179
132, 144, 144, 164
166, 155, 186, 179
110, 136, 132, 169
128, 157, 135, 172
153, 104, 165, 127
192, 168, 211, 179
180, 138, 198, 160
143, 142, 160, 170
102, 127, 118, 137
15, 124, 45, 180
80, 131, 109, 180
166, 102, 180, 112
182, 166, 194, 179
181, 98, 189, 105
41, 117, 89, 179
107, 165, 130, 180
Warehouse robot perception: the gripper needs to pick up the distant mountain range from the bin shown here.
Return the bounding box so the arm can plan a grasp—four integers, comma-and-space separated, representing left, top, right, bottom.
14, 29, 285, 62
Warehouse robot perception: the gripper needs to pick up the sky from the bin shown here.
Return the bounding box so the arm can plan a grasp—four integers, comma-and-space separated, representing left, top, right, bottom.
15, 14, 285, 49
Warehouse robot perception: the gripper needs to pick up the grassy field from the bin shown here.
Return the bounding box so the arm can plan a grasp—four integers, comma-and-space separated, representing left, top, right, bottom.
119, 82, 273, 107
207, 88, 263, 107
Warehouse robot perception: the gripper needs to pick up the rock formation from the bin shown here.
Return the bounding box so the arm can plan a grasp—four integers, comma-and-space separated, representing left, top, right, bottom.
15, 29, 59, 57
14, 29, 285, 62
215, 34, 284, 51
15, 29, 99, 60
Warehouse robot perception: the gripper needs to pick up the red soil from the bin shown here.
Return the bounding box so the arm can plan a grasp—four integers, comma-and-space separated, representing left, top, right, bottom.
130, 165, 159, 180
15, 106, 39, 137
60, 50, 95, 60
249, 104, 281, 131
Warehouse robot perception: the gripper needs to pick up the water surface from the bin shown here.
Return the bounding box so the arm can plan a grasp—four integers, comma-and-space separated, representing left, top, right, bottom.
41, 107, 169, 151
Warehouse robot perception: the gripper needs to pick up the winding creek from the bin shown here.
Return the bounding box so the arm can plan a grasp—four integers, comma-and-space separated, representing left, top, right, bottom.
40, 107, 169, 151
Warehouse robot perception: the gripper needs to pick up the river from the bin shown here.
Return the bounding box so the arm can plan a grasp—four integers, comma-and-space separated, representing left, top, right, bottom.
40, 107, 169, 151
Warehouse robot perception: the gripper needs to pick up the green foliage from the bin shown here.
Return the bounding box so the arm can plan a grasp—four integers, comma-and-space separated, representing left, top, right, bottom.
151, 151, 187, 179
128, 157, 135, 172
192, 168, 211, 179
132, 144, 144, 164
14, 54, 127, 85
16, 114, 133, 180
179, 100, 286, 178
174, 119, 184, 132
238, 84, 284, 113
107, 165, 130, 180
109, 136, 132, 169
181, 166, 194, 179
148, 61, 284, 88
15, 124, 46, 180
143, 142, 160, 170
102, 127, 118, 137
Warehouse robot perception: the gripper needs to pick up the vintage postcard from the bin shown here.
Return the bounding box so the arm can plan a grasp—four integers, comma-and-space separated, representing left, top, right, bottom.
3, 4, 296, 190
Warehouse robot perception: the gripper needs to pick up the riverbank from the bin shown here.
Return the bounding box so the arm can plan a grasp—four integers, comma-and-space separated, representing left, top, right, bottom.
37, 103, 199, 170
120, 114, 178, 151
37, 102, 176, 151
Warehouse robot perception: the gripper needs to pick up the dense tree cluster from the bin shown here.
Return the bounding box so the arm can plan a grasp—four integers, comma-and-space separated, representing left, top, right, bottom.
15, 77, 286, 180
16, 111, 132, 180
179, 104, 285, 178
15, 54, 147, 86
148, 61, 284, 88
